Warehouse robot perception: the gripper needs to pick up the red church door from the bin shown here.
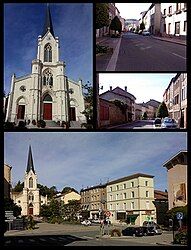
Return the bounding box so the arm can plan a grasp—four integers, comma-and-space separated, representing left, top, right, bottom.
17, 105, 25, 119
69, 107, 76, 121
43, 103, 52, 120
29, 207, 33, 215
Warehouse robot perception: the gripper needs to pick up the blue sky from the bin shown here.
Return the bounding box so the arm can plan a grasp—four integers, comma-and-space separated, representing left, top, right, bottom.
99, 73, 178, 103
4, 3, 93, 95
4, 132, 187, 193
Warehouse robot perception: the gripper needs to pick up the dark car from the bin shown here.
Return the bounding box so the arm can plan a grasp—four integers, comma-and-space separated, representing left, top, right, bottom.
122, 226, 144, 237
154, 118, 161, 128
142, 226, 155, 236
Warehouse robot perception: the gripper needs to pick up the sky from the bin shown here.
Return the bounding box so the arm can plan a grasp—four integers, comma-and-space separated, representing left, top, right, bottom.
4, 3, 93, 95
99, 73, 177, 103
115, 3, 152, 20
4, 132, 187, 193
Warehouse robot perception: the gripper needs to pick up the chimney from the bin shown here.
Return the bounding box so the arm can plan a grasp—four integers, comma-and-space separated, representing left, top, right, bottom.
110, 86, 112, 91
125, 86, 127, 91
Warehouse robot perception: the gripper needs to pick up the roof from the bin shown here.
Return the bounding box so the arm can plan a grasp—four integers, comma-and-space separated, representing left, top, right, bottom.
80, 183, 107, 192
26, 145, 35, 174
100, 87, 136, 101
163, 150, 187, 169
42, 4, 55, 38
154, 190, 168, 200
107, 173, 154, 185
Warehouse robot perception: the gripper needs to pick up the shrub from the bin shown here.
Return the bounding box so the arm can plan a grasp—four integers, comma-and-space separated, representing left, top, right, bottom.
37, 120, 46, 128
96, 44, 109, 54
27, 216, 37, 230
110, 228, 121, 237
174, 231, 187, 245
32, 119, 36, 125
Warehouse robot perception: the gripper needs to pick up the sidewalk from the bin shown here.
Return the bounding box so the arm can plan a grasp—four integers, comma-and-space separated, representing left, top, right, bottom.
151, 35, 186, 46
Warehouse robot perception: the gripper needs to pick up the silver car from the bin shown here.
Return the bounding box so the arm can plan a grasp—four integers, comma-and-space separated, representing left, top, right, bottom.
161, 117, 177, 129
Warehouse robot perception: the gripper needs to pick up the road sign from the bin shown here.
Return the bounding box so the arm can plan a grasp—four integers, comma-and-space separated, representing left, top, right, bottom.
176, 212, 183, 220
5, 211, 14, 221
104, 211, 111, 217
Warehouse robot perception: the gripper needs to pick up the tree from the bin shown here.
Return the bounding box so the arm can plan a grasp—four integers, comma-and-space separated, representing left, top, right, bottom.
156, 101, 168, 118
81, 82, 93, 128
142, 112, 148, 120
4, 197, 22, 217
37, 184, 57, 198
140, 22, 145, 30
96, 3, 109, 29
62, 186, 79, 194
61, 200, 81, 222
110, 16, 122, 34
12, 181, 24, 192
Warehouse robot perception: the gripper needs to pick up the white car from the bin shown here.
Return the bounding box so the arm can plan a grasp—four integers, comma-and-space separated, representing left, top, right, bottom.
81, 220, 91, 226
142, 30, 150, 36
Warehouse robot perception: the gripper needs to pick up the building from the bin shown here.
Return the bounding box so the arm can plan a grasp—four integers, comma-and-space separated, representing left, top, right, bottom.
142, 3, 161, 35
106, 173, 156, 226
100, 86, 136, 124
80, 184, 107, 219
11, 146, 48, 216
125, 19, 139, 32
163, 73, 187, 128
153, 190, 168, 226
4, 164, 12, 198
163, 150, 187, 210
136, 99, 161, 120
54, 191, 81, 204
5, 5, 85, 127
160, 3, 187, 38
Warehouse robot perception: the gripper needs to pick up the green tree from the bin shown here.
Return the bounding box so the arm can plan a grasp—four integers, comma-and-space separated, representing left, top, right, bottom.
156, 101, 168, 118
140, 22, 145, 30
12, 181, 24, 192
142, 112, 148, 120
61, 200, 81, 222
81, 82, 93, 129
4, 197, 22, 217
166, 205, 187, 229
110, 16, 122, 34
62, 186, 79, 194
96, 3, 109, 29
37, 184, 57, 198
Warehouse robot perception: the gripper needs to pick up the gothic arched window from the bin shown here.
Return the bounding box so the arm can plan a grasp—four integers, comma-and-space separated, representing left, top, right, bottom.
43, 69, 53, 87
43, 94, 52, 102
29, 177, 33, 188
44, 43, 52, 62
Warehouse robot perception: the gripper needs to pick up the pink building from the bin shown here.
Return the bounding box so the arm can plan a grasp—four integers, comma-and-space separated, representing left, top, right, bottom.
163, 151, 187, 210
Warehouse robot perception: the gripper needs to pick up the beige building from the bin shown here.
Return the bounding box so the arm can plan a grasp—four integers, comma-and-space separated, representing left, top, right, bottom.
163, 73, 187, 128
136, 99, 161, 120
54, 191, 81, 204
80, 184, 107, 219
11, 146, 48, 216
107, 173, 156, 226
163, 150, 187, 210
4, 164, 12, 198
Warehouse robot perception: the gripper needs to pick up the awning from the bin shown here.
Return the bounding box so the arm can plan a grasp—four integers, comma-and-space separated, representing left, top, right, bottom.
126, 214, 139, 218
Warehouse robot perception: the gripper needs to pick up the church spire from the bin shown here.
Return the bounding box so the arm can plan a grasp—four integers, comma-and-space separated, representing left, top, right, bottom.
42, 4, 55, 38
26, 145, 35, 174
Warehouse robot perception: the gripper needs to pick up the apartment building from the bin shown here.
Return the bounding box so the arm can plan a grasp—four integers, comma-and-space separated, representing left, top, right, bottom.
163, 151, 187, 210
106, 173, 156, 226
80, 184, 107, 219
136, 99, 161, 120
163, 73, 187, 128
160, 3, 187, 37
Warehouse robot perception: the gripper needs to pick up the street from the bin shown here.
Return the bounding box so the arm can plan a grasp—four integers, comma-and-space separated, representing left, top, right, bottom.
96, 32, 186, 71
105, 119, 156, 129
4, 222, 177, 246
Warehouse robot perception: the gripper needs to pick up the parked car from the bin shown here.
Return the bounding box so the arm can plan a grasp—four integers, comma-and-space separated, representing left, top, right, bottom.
161, 117, 177, 129
154, 118, 161, 128
151, 225, 163, 235
142, 30, 151, 36
122, 226, 144, 237
142, 226, 155, 236
81, 220, 91, 226
142, 221, 162, 235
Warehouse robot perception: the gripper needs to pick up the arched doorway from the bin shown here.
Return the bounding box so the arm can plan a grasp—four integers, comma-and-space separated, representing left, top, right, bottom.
17, 97, 26, 119
43, 94, 52, 120
28, 203, 33, 215
69, 99, 77, 121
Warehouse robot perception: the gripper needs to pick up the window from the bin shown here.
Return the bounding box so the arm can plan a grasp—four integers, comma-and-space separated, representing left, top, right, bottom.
163, 8, 166, 15
169, 6, 172, 14
184, 21, 187, 32
176, 3, 181, 11
43, 69, 53, 87
123, 193, 127, 199
109, 195, 112, 201
168, 23, 171, 34
109, 204, 113, 210
123, 203, 126, 210
175, 22, 180, 34
116, 194, 119, 200
131, 202, 134, 209
145, 181, 148, 186
110, 187, 112, 192
123, 183, 126, 189
146, 191, 149, 197
131, 191, 135, 198
116, 203, 119, 210
116, 185, 119, 190
29, 177, 33, 188
146, 201, 150, 209
131, 182, 134, 187
44, 43, 52, 62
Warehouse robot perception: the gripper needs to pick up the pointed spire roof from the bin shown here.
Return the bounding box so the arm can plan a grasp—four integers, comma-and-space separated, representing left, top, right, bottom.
26, 145, 35, 174
42, 4, 55, 38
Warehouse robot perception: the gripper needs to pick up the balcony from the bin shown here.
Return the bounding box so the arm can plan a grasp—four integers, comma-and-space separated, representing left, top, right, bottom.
175, 9, 182, 14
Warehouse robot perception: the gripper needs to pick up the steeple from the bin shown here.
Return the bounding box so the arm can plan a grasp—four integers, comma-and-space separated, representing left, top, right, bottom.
26, 145, 35, 174
42, 4, 55, 38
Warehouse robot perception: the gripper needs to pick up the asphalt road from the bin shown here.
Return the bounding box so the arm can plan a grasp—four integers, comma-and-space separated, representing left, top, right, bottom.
115, 33, 186, 71
4, 222, 177, 246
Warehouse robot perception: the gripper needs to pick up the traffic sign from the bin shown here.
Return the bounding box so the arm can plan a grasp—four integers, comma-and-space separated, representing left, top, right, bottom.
104, 211, 111, 217
176, 212, 183, 220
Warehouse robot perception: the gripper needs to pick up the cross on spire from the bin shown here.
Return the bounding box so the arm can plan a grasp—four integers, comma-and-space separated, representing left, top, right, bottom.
42, 3, 55, 38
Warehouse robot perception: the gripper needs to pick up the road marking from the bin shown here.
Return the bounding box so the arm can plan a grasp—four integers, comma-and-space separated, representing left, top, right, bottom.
29, 239, 35, 242
172, 53, 186, 60
140, 46, 152, 50
39, 238, 46, 241
18, 239, 24, 243
106, 37, 122, 71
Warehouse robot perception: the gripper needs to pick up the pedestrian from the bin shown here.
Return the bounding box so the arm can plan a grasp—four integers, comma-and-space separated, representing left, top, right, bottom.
100, 219, 105, 236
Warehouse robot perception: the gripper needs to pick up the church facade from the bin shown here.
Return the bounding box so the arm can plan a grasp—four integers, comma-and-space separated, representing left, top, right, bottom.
5, 6, 86, 126
11, 146, 48, 216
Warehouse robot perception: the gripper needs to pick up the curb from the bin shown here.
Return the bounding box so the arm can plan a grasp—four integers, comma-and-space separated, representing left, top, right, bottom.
152, 36, 186, 46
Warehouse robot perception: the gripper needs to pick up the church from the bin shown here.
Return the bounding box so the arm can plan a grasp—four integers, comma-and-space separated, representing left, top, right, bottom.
11, 146, 48, 216
5, 5, 86, 127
